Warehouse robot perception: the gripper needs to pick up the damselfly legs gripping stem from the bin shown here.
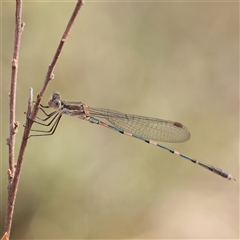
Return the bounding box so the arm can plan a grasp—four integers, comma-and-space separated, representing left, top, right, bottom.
29, 92, 236, 181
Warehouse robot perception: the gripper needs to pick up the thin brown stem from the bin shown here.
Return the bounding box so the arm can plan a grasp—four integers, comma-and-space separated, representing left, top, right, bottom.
3, 89, 33, 239
4, 1, 23, 237
7, 0, 23, 184
3, 1, 84, 238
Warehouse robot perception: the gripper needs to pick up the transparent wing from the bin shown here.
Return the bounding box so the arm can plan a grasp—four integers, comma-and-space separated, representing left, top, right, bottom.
89, 107, 190, 143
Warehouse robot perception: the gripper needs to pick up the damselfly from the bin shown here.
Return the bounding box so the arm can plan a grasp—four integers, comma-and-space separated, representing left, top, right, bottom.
30, 92, 236, 181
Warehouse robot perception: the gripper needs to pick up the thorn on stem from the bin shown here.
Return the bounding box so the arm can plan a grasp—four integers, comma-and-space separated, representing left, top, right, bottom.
50, 73, 55, 80
21, 21, 25, 31
6, 138, 11, 146
12, 58, 17, 68
7, 169, 13, 178
13, 121, 19, 133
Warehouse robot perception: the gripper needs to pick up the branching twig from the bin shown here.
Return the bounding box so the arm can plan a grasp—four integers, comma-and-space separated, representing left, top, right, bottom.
31, 0, 84, 118
3, 1, 84, 238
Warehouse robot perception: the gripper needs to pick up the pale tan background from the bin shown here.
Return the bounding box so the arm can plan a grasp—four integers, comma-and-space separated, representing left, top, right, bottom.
1, 1, 239, 239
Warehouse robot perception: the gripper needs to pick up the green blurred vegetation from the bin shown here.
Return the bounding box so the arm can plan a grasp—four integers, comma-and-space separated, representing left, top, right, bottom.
1, 1, 239, 239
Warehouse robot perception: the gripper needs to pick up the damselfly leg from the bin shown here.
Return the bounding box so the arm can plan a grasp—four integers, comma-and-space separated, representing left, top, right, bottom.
29, 104, 62, 137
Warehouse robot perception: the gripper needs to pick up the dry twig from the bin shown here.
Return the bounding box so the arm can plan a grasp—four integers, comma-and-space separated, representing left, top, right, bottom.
3, 0, 84, 238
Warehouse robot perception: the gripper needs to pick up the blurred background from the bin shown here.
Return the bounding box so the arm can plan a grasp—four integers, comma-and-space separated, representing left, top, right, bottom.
1, 1, 239, 239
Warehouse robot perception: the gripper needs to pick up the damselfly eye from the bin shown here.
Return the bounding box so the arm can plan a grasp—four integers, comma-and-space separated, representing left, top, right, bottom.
48, 99, 61, 109
52, 99, 61, 109
48, 92, 62, 108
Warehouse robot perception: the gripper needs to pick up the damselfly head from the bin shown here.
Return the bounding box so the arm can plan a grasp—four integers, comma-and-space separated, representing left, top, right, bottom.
48, 92, 62, 109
